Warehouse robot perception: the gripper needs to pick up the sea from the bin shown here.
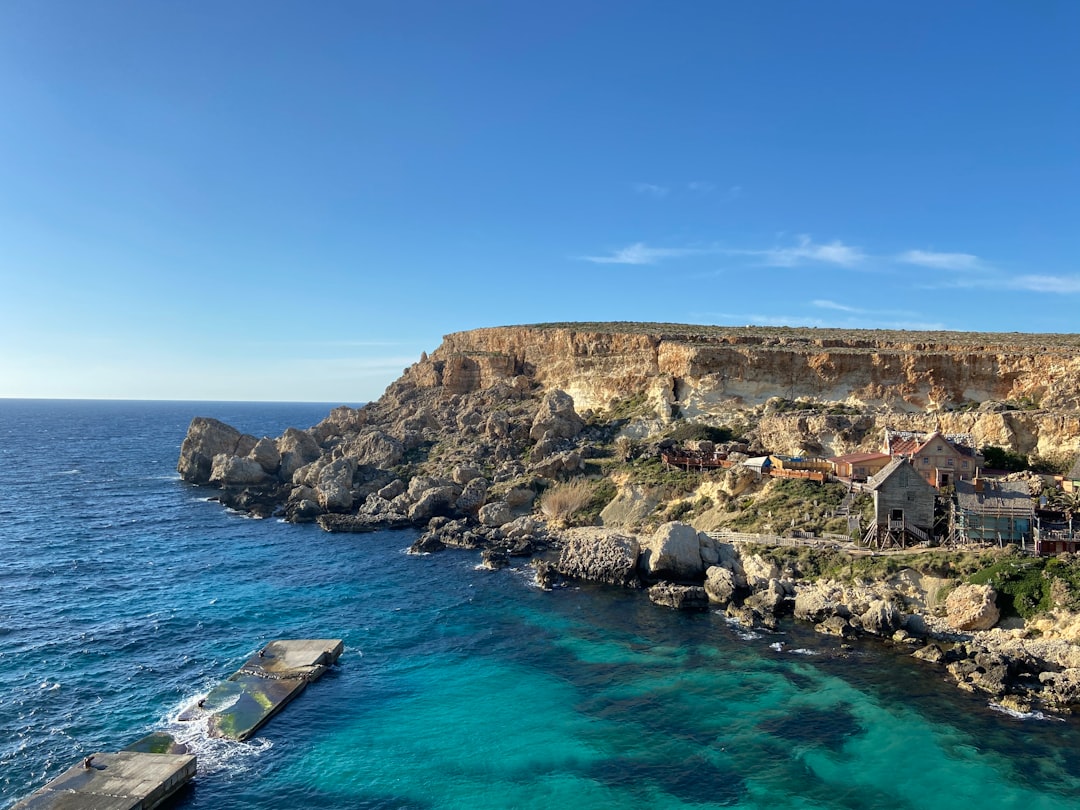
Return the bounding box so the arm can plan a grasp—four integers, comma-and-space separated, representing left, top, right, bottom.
2, 399, 1080, 810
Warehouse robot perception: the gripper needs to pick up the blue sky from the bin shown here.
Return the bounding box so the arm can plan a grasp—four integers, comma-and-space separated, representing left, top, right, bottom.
1, 2, 1077, 402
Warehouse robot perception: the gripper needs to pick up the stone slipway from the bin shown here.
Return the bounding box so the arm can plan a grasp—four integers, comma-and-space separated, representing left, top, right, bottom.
182, 638, 344, 742
10, 751, 196, 810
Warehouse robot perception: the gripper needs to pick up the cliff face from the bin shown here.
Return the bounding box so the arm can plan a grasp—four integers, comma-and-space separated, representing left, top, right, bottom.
397, 324, 1080, 457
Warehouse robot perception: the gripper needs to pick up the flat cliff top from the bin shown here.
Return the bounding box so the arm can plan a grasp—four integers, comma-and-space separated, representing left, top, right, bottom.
447, 322, 1080, 353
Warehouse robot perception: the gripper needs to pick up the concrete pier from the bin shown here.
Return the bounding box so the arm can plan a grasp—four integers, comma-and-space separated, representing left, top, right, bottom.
13, 639, 342, 809
185, 638, 344, 742
11, 751, 195, 810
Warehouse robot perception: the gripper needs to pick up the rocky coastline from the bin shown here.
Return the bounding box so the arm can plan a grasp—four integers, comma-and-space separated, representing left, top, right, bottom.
177, 323, 1080, 717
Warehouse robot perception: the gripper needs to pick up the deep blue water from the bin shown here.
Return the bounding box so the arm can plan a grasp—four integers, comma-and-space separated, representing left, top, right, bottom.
2, 399, 1080, 809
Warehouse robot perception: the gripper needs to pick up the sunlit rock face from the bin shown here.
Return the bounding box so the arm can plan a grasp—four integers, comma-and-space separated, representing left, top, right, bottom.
399, 324, 1080, 458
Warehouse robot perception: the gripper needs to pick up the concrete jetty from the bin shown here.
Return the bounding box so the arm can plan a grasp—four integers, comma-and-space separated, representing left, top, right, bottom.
12, 639, 343, 809
183, 638, 344, 742
11, 751, 196, 810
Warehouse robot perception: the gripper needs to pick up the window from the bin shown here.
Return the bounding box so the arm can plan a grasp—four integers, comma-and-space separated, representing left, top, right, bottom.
923, 457, 930, 465
947, 458, 954, 466
961, 460, 969, 468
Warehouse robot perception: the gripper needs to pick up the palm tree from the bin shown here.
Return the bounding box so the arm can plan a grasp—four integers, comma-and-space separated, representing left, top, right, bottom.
1048, 489, 1080, 536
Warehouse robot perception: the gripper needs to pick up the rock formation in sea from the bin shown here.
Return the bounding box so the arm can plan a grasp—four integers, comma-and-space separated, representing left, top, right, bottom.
177, 322, 1080, 714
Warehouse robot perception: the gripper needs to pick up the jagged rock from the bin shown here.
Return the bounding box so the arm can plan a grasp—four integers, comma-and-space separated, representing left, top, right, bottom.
344, 430, 404, 469
248, 437, 281, 474
505, 486, 536, 510
744, 578, 789, 616
408, 486, 460, 523
704, 566, 737, 605
377, 479, 406, 500
712, 542, 747, 587
529, 449, 584, 476
313, 457, 358, 511
648, 582, 709, 611
288, 498, 323, 523
215, 486, 283, 519
277, 428, 321, 482
532, 559, 558, 590
209, 454, 272, 486
945, 584, 1000, 631
478, 501, 513, 527
639, 522, 705, 582
815, 616, 853, 637
408, 475, 456, 500
178, 418, 257, 484
859, 599, 903, 636
529, 389, 585, 442
742, 554, 781, 589
452, 465, 482, 485
794, 584, 843, 623
912, 643, 947, 664
480, 549, 509, 570
1038, 668, 1080, 708
555, 529, 640, 587
456, 477, 489, 514
317, 513, 411, 532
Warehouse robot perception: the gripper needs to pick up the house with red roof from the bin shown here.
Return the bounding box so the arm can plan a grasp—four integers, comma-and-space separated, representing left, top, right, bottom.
884, 429, 981, 488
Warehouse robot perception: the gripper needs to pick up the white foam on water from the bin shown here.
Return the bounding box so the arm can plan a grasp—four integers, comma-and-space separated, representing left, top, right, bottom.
161, 694, 274, 777
787, 648, 818, 656
720, 615, 762, 640
988, 702, 1065, 722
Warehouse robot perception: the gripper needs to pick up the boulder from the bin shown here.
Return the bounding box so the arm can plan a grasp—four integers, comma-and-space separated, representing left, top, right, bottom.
555, 529, 640, 587
277, 428, 322, 482
639, 522, 705, 582
246, 437, 281, 475
794, 584, 843, 623
456, 477, 489, 514
377, 479, 406, 500
742, 554, 781, 589
209, 454, 272, 486
530, 389, 585, 442
452, 465, 483, 485
704, 566, 737, 605
744, 578, 789, 616
344, 430, 404, 469
408, 485, 460, 523
815, 616, 854, 637
529, 449, 585, 476
178, 417, 256, 484
945, 584, 1000, 631
859, 599, 903, 636
648, 583, 709, 611
478, 501, 514, 527
313, 457, 358, 512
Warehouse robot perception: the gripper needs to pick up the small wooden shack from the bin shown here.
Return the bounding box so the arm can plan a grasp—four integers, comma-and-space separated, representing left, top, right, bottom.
829, 451, 892, 481
863, 458, 936, 548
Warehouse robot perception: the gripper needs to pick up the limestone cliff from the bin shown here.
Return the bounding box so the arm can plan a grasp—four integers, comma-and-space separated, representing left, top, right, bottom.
398, 323, 1080, 458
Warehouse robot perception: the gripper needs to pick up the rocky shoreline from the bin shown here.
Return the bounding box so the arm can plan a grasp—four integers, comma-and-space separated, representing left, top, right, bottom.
176, 323, 1080, 718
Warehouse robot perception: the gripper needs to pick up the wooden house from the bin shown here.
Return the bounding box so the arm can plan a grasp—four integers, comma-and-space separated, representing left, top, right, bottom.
863, 458, 936, 548
885, 429, 981, 488
952, 478, 1034, 547
829, 451, 892, 481
1063, 455, 1080, 494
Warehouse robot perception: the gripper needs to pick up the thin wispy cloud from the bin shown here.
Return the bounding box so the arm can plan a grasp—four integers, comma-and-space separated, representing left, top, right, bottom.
811, 300, 920, 318
1007, 275, 1080, 293
687, 181, 716, 193
734, 235, 867, 268
633, 182, 669, 198
898, 249, 981, 271
923, 272, 1080, 294
579, 242, 705, 265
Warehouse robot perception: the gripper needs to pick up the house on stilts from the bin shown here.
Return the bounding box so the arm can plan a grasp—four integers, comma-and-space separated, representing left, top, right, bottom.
863, 458, 936, 549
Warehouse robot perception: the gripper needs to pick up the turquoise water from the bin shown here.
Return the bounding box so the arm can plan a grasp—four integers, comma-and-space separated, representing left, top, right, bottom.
2, 400, 1080, 809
